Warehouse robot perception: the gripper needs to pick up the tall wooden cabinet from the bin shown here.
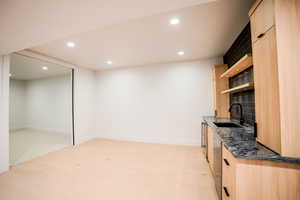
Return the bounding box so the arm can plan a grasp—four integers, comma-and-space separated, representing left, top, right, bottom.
212, 65, 229, 118
250, 0, 300, 158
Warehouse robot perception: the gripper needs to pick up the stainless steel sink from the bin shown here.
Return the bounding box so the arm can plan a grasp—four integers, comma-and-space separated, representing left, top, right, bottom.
213, 122, 242, 128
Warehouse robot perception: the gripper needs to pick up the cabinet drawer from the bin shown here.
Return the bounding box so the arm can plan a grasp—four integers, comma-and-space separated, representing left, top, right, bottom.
222, 145, 236, 200
250, 0, 275, 43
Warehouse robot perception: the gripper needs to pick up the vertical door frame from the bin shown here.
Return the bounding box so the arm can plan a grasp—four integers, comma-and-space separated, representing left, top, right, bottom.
0, 55, 10, 173
71, 69, 75, 145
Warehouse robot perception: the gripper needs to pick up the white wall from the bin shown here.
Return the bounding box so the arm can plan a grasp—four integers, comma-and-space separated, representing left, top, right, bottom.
25, 75, 72, 134
74, 68, 96, 144
9, 80, 27, 130
95, 58, 222, 145
0, 55, 10, 173
9, 75, 72, 134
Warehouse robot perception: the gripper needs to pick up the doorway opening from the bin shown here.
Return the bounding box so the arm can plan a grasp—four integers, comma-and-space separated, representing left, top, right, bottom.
9, 53, 74, 166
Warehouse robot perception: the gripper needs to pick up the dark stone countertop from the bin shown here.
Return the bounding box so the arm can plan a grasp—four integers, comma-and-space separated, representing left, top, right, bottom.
203, 116, 300, 165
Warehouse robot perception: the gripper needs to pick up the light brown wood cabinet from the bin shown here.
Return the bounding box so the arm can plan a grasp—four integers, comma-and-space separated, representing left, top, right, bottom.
222, 145, 300, 200
252, 27, 281, 153
250, 0, 300, 158
250, 0, 274, 43
212, 65, 229, 118
207, 126, 214, 171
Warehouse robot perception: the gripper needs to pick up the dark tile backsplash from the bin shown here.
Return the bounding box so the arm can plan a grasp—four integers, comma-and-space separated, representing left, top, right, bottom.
229, 67, 254, 88
223, 23, 255, 125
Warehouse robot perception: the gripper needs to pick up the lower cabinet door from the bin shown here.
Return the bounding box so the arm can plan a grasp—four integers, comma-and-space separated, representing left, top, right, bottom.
207, 127, 214, 171
222, 145, 236, 200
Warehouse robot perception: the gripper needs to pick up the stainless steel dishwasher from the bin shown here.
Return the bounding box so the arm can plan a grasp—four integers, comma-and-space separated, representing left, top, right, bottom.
201, 122, 222, 199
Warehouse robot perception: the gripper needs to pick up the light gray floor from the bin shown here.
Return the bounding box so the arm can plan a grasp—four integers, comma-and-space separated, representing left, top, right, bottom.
9, 129, 71, 165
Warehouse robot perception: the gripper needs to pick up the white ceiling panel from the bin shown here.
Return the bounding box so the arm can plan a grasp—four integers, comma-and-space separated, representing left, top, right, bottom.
0, 0, 216, 55
30, 0, 255, 70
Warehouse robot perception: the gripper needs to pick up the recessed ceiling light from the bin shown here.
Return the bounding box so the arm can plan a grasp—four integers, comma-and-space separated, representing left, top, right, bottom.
106, 60, 113, 65
66, 41, 76, 48
42, 66, 48, 71
9, 73, 12, 77
177, 51, 185, 56
170, 18, 180, 25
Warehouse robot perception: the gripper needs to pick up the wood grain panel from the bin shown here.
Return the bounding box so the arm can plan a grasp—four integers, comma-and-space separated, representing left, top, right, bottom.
221, 82, 254, 95
212, 65, 229, 118
275, 0, 300, 158
207, 126, 214, 172
236, 160, 300, 200
249, 0, 264, 16
222, 146, 236, 200
252, 27, 281, 154
250, 0, 275, 43
220, 54, 253, 79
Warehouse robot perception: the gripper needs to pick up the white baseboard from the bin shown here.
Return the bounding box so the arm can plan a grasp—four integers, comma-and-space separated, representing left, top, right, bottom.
9, 128, 27, 132
11, 127, 72, 136
76, 136, 97, 145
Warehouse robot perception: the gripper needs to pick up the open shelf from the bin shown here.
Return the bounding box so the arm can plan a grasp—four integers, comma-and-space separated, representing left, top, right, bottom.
221, 82, 254, 94
220, 54, 253, 78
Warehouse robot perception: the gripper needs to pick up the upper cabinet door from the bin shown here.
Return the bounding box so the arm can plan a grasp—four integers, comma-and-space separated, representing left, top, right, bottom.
250, 0, 275, 43
252, 27, 281, 154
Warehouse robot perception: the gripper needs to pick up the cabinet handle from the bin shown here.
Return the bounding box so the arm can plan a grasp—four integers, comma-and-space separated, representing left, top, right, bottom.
223, 158, 230, 166
257, 33, 265, 38
223, 187, 230, 197
254, 122, 257, 138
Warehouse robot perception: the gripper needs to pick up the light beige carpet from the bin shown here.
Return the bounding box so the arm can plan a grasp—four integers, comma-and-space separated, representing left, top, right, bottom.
0, 139, 218, 200
9, 129, 72, 165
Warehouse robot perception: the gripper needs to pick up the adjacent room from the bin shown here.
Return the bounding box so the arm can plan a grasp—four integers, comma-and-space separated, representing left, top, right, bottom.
0, 0, 300, 200
9, 54, 73, 165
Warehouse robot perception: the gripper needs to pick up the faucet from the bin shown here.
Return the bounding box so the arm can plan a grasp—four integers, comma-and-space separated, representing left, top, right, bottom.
229, 103, 245, 125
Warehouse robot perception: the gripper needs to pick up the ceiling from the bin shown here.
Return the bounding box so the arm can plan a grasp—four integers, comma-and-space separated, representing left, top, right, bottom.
10, 54, 71, 81
30, 0, 255, 70
0, 0, 216, 55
